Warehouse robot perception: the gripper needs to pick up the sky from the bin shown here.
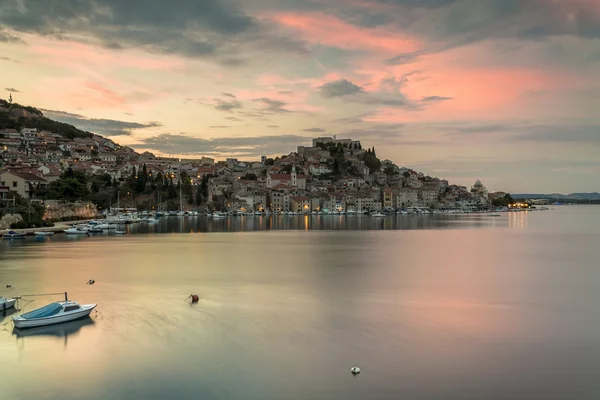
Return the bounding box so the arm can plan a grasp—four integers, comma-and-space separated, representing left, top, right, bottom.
1, 0, 599, 193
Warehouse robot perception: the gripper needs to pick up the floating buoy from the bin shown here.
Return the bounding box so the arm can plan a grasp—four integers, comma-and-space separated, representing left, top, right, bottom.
190, 294, 199, 303
6, 285, 11, 288
351, 367, 361, 375
87, 279, 95, 285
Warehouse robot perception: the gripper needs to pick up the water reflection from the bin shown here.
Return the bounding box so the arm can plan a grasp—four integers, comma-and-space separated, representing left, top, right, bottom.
115, 214, 513, 234
13, 316, 95, 340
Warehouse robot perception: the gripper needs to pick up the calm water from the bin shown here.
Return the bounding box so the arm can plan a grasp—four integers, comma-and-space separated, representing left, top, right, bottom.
1, 207, 600, 399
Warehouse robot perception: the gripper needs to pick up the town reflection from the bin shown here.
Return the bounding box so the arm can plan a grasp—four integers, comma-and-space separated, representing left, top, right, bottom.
110, 214, 510, 234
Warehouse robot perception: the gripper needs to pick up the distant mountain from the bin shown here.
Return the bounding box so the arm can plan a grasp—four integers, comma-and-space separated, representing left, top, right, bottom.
514, 193, 600, 200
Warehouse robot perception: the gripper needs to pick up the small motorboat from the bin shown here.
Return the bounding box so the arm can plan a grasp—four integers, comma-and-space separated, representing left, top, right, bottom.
114, 230, 127, 235
2, 230, 26, 240
12, 300, 96, 329
34, 231, 54, 237
371, 212, 386, 217
1, 297, 17, 311
64, 226, 88, 235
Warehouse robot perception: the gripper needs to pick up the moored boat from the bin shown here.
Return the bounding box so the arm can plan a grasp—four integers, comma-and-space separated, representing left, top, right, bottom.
1, 296, 17, 311
64, 226, 89, 235
114, 230, 127, 235
34, 231, 54, 237
2, 230, 26, 240
12, 300, 96, 329
371, 212, 386, 217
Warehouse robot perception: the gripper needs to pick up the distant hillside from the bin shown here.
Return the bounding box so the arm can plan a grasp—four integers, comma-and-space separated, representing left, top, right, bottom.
0, 98, 93, 140
514, 193, 600, 200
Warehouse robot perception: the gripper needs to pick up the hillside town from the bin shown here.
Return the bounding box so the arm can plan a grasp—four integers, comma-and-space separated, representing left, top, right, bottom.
0, 121, 511, 214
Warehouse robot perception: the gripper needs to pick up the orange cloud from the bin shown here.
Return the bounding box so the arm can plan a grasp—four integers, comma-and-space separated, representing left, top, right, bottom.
263, 12, 419, 55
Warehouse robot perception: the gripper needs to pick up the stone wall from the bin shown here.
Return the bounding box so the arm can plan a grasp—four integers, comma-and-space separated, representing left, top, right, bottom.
43, 201, 99, 221
0, 214, 23, 230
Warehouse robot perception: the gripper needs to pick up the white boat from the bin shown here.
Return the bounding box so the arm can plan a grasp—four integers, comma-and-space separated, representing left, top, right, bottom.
12, 300, 96, 329
1, 297, 17, 311
212, 212, 227, 218
87, 220, 100, 226
114, 230, 127, 235
371, 212, 386, 217
63, 226, 88, 235
147, 217, 158, 223
95, 223, 111, 230
34, 231, 54, 237
2, 230, 26, 240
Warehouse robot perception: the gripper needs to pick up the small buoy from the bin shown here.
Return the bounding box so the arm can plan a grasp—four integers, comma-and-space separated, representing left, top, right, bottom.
190, 294, 199, 303
87, 279, 95, 285
351, 367, 361, 375
6, 285, 11, 288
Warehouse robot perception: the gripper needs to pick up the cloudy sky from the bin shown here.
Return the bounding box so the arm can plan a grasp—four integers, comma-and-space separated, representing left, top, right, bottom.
1, 0, 599, 193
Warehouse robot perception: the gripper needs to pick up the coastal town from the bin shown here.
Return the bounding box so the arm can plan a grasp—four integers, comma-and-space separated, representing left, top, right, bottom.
0, 100, 514, 228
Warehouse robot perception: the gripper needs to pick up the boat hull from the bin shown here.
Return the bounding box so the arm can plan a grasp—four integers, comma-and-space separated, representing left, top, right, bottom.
1, 298, 17, 310
34, 232, 54, 236
13, 304, 96, 329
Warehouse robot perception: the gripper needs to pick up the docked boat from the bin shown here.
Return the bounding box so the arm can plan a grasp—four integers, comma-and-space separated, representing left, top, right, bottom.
87, 227, 103, 233
2, 230, 26, 240
34, 231, 54, 237
371, 212, 386, 217
87, 220, 100, 226
1, 296, 17, 311
212, 212, 227, 218
147, 217, 158, 223
63, 226, 88, 235
12, 300, 96, 329
114, 230, 127, 235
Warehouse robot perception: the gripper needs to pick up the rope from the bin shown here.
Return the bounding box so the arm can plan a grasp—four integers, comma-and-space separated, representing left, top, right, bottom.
18, 292, 66, 298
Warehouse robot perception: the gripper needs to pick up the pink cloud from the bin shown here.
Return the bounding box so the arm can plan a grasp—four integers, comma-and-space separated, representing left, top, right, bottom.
262, 12, 419, 55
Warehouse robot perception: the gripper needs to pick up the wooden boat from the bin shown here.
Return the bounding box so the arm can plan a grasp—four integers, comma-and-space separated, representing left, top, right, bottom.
1, 297, 17, 311
12, 300, 96, 329
2, 230, 26, 240
34, 231, 55, 237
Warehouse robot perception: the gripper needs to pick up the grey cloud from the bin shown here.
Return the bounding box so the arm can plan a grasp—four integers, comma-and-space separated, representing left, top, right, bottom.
251, 97, 291, 113
384, 52, 421, 65
225, 116, 242, 122
303, 127, 326, 133
40, 108, 161, 137
421, 96, 453, 102
0, 0, 307, 62
131, 133, 310, 156
5, 88, 20, 93
0, 28, 24, 43
433, 121, 600, 145
319, 79, 364, 98
222, 93, 236, 98
267, 125, 279, 128
214, 99, 243, 112
277, 90, 293, 95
